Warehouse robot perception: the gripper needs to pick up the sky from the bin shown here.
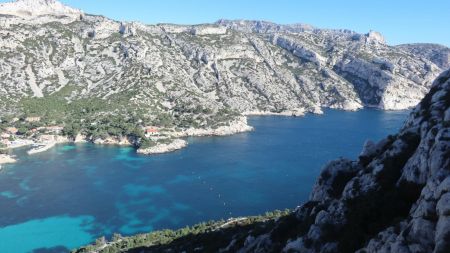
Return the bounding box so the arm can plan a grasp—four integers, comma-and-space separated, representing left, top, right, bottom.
2, 0, 450, 46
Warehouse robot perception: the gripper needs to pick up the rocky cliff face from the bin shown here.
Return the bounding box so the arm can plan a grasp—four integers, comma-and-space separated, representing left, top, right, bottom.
397, 43, 450, 70
93, 69, 448, 253
0, 0, 82, 19
268, 69, 450, 253
0, 1, 449, 130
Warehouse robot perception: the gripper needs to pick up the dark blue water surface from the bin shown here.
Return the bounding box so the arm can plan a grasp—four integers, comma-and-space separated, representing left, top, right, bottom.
0, 109, 409, 252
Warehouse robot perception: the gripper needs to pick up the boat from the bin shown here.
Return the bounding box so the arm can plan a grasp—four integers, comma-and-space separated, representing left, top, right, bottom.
27, 142, 56, 155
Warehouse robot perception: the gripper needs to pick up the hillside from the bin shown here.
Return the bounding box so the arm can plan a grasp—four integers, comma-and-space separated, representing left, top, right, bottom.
1, 1, 449, 152
74, 67, 450, 252
397, 43, 450, 69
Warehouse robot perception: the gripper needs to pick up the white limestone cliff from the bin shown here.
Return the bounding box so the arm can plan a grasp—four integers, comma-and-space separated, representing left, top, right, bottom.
0, 0, 83, 18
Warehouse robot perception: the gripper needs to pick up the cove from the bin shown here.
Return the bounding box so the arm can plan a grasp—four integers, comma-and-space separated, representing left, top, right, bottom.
0, 109, 409, 252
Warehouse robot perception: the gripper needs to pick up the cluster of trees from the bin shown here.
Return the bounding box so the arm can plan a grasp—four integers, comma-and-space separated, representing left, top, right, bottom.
208, 108, 241, 128
12, 85, 242, 146
18, 89, 148, 142
73, 209, 291, 253
63, 115, 145, 141
0, 116, 47, 137
140, 137, 177, 149
139, 138, 157, 149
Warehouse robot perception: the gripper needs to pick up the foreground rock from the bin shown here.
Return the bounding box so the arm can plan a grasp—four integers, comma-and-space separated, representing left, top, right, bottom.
76, 69, 450, 253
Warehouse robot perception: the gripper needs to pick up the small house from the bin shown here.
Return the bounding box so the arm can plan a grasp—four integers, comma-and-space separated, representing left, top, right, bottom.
144, 127, 160, 137
25, 117, 41, 122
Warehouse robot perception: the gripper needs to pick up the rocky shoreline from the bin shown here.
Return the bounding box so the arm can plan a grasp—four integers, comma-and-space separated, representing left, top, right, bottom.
0, 154, 16, 165
137, 139, 188, 155
136, 117, 254, 154
243, 110, 307, 117
138, 116, 253, 154
171, 116, 254, 138
4, 116, 254, 159
92, 136, 133, 146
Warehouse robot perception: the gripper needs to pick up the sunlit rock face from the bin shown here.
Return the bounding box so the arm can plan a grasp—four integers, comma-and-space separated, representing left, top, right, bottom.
397, 43, 450, 69
0, 0, 83, 18
0, 1, 449, 127
271, 70, 450, 252
277, 70, 450, 253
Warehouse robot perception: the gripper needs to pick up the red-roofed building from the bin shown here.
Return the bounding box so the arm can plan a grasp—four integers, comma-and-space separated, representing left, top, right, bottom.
144, 127, 159, 137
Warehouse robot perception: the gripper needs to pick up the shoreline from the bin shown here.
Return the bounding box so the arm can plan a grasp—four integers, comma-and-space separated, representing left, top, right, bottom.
0, 154, 16, 165
137, 139, 188, 155
4, 116, 254, 158
243, 110, 307, 117
139, 116, 254, 154
2, 108, 410, 158
171, 116, 254, 138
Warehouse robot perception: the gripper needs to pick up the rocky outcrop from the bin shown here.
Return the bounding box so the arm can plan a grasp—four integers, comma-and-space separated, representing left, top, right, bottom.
0, 154, 16, 164
137, 139, 187, 155
92, 136, 133, 146
217, 20, 445, 110
366, 30, 385, 44
397, 43, 450, 69
106, 70, 449, 253
0, 0, 83, 18
189, 25, 227, 35
256, 69, 449, 253
172, 116, 254, 137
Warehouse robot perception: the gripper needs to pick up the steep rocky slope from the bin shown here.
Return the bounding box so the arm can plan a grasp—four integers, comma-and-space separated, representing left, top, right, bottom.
397, 43, 450, 69
76, 69, 450, 252
0, 0, 449, 131
0, 0, 82, 18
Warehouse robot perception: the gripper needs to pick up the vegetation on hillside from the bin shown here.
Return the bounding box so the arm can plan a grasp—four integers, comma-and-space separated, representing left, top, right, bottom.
0, 83, 239, 149
73, 209, 291, 253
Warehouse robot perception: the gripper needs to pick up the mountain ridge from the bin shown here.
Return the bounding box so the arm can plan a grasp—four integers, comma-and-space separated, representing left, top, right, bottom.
0, 0, 83, 18
397, 43, 450, 69
0, 0, 449, 151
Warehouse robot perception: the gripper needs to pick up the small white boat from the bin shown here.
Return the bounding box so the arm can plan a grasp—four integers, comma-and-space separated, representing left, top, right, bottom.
27, 142, 56, 155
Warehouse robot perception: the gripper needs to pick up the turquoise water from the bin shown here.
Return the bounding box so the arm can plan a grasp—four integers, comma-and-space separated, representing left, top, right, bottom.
0, 109, 409, 252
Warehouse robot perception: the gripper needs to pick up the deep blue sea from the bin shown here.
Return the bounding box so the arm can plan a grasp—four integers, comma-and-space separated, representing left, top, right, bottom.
0, 109, 409, 253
